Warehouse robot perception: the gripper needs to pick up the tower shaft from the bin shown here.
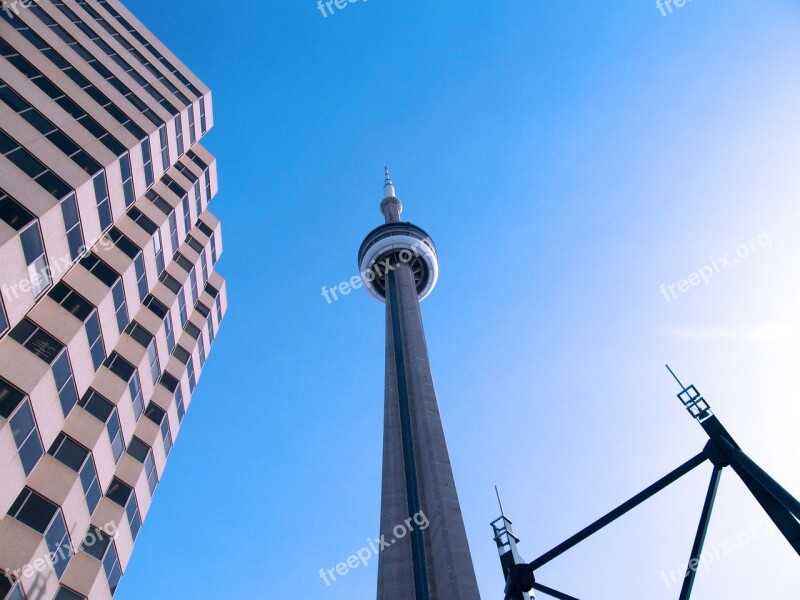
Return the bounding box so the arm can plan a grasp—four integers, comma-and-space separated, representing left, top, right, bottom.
369, 201, 480, 598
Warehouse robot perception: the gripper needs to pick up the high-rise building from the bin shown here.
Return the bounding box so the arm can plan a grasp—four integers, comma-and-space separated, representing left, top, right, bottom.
0, 2, 226, 598
358, 170, 481, 599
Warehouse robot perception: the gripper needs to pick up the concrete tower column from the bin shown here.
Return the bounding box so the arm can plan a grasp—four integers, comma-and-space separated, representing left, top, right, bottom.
359, 170, 481, 599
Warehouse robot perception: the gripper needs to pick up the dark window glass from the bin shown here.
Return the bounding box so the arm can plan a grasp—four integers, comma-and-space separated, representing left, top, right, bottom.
141, 139, 154, 187
54, 587, 85, 600
173, 346, 191, 365
159, 272, 182, 294
93, 172, 112, 230
197, 221, 214, 237
61, 193, 84, 261
159, 372, 179, 393
120, 153, 135, 206
106, 227, 139, 259
52, 351, 79, 417
10, 319, 64, 364
185, 322, 201, 340
143, 294, 168, 318
128, 207, 158, 234
135, 254, 148, 302
5, 392, 44, 475
112, 280, 129, 333
174, 114, 184, 156
159, 124, 170, 167
79, 253, 119, 287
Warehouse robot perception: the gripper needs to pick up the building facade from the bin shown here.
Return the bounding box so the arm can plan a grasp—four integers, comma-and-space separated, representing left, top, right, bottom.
358, 171, 481, 599
0, 1, 226, 598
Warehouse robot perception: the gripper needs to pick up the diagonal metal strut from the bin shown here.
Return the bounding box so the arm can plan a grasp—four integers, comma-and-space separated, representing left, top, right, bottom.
529, 451, 709, 571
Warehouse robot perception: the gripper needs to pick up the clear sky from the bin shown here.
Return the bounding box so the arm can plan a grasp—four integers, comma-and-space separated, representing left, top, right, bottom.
116, 1, 800, 598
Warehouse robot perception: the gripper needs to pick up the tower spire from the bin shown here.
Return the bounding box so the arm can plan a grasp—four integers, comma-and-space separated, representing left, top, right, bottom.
380, 166, 402, 223
383, 165, 396, 199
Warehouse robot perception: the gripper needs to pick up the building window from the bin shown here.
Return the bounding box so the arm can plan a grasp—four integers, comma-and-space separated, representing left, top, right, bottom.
174, 114, 184, 157
93, 172, 113, 231
159, 272, 182, 295
199, 97, 207, 134
48, 434, 102, 513
174, 252, 193, 273
195, 302, 210, 318
48, 282, 106, 371
175, 384, 185, 422
134, 254, 148, 302
52, 350, 79, 417
1, 190, 52, 298
86, 312, 105, 372
169, 212, 179, 253
10, 318, 64, 364
20, 220, 50, 299
164, 312, 175, 352
0, 378, 44, 475
124, 322, 160, 385
127, 437, 158, 495
186, 356, 196, 393
158, 124, 170, 168
145, 404, 172, 456
106, 227, 140, 259
0, 128, 73, 200
173, 345, 191, 365
80, 526, 121, 595
78, 389, 124, 463
61, 193, 84, 261
8, 488, 71, 579
54, 585, 86, 600
178, 289, 187, 326
106, 478, 141, 540
141, 139, 154, 187
0, 579, 25, 600
79, 252, 120, 287
120, 152, 135, 207
189, 268, 198, 305
193, 181, 201, 216
153, 231, 165, 273
207, 313, 215, 345
200, 251, 208, 284
147, 189, 172, 215
198, 335, 206, 368
181, 196, 191, 236
0, 294, 8, 336
128, 207, 158, 235
186, 235, 203, 254
111, 280, 129, 334
185, 322, 201, 340
187, 105, 196, 145
204, 169, 211, 203
104, 353, 144, 420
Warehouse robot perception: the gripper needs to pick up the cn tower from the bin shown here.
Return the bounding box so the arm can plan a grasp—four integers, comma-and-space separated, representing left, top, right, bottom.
358, 169, 481, 599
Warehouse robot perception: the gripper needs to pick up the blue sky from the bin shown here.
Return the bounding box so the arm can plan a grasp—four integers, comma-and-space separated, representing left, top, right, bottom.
116, 1, 800, 598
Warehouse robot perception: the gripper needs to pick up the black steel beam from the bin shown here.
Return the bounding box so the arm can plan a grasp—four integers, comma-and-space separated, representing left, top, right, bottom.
532, 582, 582, 600
529, 451, 708, 570
723, 440, 800, 519
678, 464, 723, 600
